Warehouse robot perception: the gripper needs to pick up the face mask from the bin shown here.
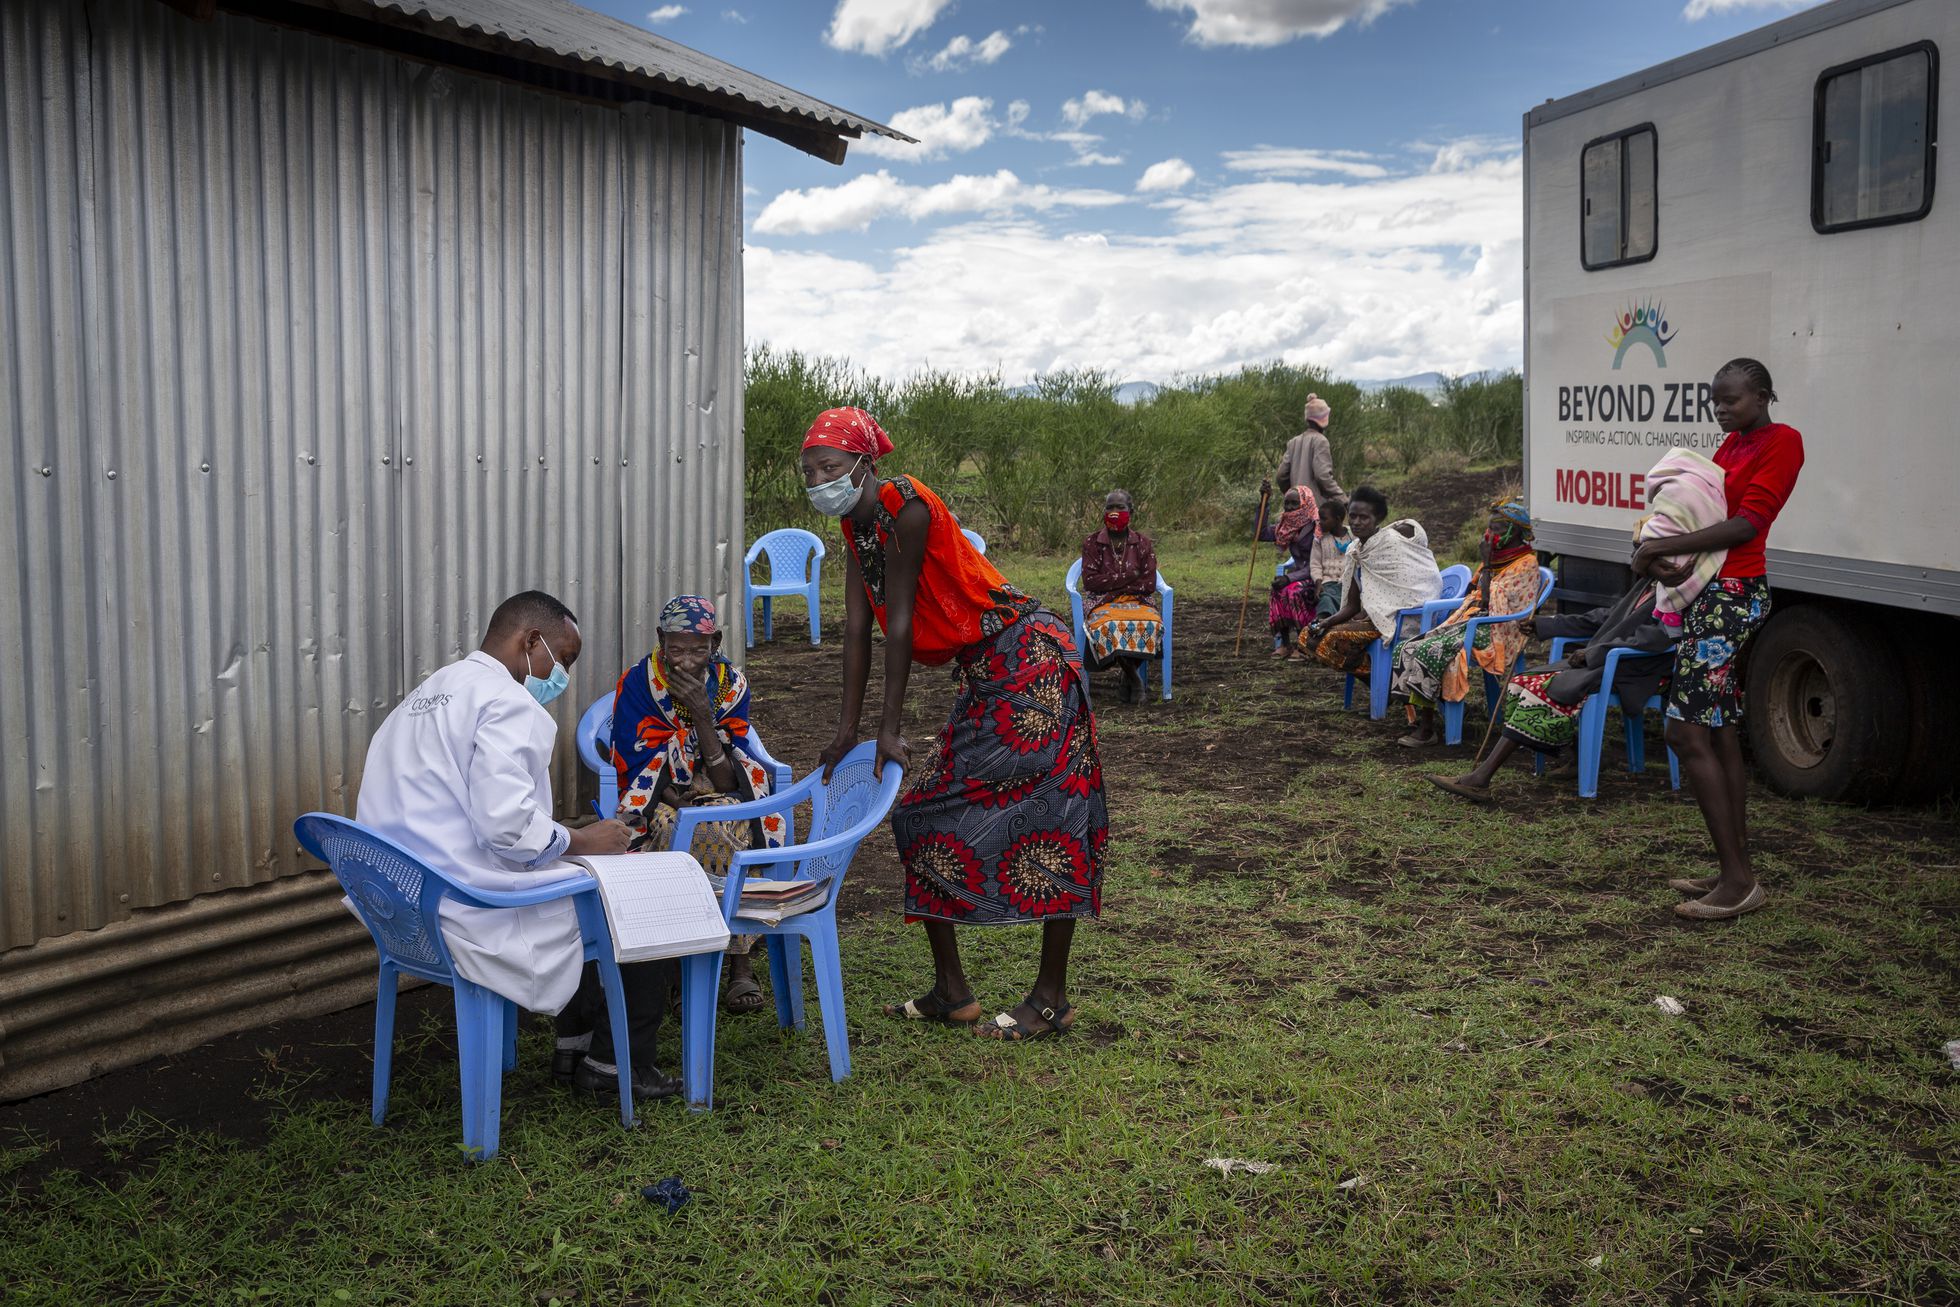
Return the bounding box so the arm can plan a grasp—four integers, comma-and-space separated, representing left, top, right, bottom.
1104, 509, 1131, 532
807, 457, 866, 517
524, 636, 570, 707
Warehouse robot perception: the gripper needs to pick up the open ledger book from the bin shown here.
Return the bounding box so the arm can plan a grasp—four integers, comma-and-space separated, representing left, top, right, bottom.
566, 852, 732, 963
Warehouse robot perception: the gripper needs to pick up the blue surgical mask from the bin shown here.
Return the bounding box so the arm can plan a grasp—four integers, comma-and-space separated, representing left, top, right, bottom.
806, 457, 866, 517
524, 637, 570, 707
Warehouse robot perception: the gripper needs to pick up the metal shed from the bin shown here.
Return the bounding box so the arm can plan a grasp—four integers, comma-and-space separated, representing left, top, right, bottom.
0, 0, 900, 1099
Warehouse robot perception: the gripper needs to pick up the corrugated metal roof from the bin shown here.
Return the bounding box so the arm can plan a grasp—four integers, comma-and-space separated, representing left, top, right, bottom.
302, 0, 908, 149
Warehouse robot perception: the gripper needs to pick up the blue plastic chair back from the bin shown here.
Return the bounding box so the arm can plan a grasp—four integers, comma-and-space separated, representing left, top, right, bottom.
298, 813, 458, 984
751, 528, 823, 588
1438, 564, 1472, 602
577, 690, 792, 819
962, 528, 987, 555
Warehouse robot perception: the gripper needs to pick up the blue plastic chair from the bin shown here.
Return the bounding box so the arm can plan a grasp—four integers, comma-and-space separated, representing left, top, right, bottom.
1435, 566, 1557, 746
744, 529, 826, 648
665, 742, 904, 1109
293, 813, 636, 1162
1344, 564, 1472, 720
577, 692, 792, 818
1535, 637, 1683, 798
1064, 558, 1175, 702
962, 528, 987, 555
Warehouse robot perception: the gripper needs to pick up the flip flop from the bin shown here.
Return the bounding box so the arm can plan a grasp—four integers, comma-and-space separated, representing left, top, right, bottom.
981, 995, 1076, 1042
1674, 884, 1767, 920
884, 991, 982, 1027
722, 974, 767, 1015
1667, 876, 1719, 894
1426, 774, 1493, 804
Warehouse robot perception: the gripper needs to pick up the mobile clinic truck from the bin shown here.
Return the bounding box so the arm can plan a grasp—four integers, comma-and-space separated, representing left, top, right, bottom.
1523, 0, 1957, 804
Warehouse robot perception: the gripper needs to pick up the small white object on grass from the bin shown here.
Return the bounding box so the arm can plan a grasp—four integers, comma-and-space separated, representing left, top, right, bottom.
1585, 1254, 1605, 1270
1944, 1039, 1960, 1071
1653, 995, 1687, 1017
1336, 1175, 1367, 1191
1203, 1157, 1279, 1176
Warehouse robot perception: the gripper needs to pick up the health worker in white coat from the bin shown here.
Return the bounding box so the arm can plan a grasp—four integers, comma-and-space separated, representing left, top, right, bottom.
357, 590, 681, 1102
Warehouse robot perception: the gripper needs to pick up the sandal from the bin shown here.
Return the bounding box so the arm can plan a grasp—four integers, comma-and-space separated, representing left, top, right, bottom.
1426, 774, 1493, 804
1397, 732, 1439, 749
981, 995, 1076, 1042
723, 974, 767, 1015
1667, 876, 1719, 894
1674, 884, 1767, 921
884, 990, 982, 1027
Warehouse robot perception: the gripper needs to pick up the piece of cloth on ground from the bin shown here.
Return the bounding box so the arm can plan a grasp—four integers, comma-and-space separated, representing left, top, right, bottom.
894, 610, 1108, 925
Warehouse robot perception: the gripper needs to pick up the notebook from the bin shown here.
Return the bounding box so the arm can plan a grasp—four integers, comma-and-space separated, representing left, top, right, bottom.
566, 852, 732, 963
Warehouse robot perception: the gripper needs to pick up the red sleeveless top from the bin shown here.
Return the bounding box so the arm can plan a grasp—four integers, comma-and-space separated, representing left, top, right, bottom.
840, 477, 1037, 665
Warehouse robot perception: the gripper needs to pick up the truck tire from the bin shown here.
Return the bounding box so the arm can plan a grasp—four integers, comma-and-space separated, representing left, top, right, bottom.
1744, 603, 1908, 804
1889, 614, 1960, 804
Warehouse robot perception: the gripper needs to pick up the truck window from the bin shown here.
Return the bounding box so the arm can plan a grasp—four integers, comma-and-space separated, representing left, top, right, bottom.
1812, 42, 1938, 233
1581, 125, 1656, 270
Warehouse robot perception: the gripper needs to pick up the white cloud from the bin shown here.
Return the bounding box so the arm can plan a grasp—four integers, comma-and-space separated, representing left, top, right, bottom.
1137, 158, 1196, 193
853, 97, 996, 162
723, 8, 748, 21
1062, 90, 1146, 129
1222, 145, 1388, 179
826, 0, 955, 56
1149, 0, 1414, 47
1006, 100, 1031, 128
1683, 0, 1822, 17
919, 30, 1014, 73
646, 4, 687, 21
746, 140, 1523, 384
752, 170, 1128, 236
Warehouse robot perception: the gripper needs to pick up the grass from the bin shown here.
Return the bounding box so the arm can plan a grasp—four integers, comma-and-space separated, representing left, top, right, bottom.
2, 538, 1956, 1305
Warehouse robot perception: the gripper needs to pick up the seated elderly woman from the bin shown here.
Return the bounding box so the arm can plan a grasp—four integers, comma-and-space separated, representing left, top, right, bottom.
1079, 488, 1162, 703
610, 595, 788, 1015
1303, 486, 1441, 675
1268, 487, 1319, 658
1388, 498, 1541, 748
1429, 579, 1674, 802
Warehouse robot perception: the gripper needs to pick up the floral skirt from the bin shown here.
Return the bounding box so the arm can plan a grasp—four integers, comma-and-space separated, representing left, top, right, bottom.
1667, 577, 1772, 727
1269, 578, 1316, 632
1084, 597, 1161, 668
895, 611, 1108, 925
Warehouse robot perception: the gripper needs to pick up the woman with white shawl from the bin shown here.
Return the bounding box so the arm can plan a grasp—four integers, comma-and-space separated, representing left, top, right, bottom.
1304, 485, 1443, 674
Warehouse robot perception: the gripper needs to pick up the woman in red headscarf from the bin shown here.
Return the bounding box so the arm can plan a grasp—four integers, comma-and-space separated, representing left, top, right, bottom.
801, 407, 1108, 1041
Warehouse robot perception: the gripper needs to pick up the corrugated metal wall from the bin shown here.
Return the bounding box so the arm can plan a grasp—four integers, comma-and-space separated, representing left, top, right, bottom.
0, 0, 744, 1094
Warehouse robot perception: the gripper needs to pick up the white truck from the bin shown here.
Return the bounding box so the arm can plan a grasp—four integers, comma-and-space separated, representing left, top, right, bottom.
1524, 0, 1957, 804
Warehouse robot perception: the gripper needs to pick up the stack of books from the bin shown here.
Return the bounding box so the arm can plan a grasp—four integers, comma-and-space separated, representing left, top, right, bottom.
728, 877, 828, 926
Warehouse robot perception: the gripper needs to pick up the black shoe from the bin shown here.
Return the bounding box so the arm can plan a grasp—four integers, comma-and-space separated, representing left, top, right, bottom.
551, 1047, 585, 1085
573, 1059, 681, 1102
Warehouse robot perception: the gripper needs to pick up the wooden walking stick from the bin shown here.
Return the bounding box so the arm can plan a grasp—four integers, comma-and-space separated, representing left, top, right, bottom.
1472, 661, 1521, 765
1234, 485, 1273, 657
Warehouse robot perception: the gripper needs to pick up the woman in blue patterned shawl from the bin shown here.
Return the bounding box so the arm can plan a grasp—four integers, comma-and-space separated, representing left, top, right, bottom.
610, 595, 786, 1014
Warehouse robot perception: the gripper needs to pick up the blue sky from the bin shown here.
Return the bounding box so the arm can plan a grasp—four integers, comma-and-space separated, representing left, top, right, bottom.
588, 0, 1827, 384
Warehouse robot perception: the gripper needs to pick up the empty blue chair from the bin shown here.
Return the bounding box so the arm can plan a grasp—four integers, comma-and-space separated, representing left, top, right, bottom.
744, 529, 826, 648
667, 742, 904, 1109
1344, 563, 1472, 720
577, 692, 792, 818
962, 527, 988, 555
1063, 558, 1175, 702
1436, 566, 1557, 746
293, 813, 636, 1161
1535, 637, 1683, 798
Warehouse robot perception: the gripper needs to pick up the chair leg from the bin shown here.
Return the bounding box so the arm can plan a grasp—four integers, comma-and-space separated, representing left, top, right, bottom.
371, 964, 398, 1126
808, 588, 822, 645
594, 955, 636, 1130
1440, 700, 1465, 747
501, 999, 518, 1073
1344, 673, 1356, 710
1369, 642, 1391, 720
765, 934, 804, 1030
764, 596, 774, 642
805, 919, 852, 1084
681, 951, 724, 1111
453, 982, 503, 1161
745, 589, 755, 650
1625, 709, 1648, 774
1577, 695, 1607, 799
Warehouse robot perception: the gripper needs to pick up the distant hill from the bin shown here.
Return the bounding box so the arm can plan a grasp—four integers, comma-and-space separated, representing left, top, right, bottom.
1007, 372, 1496, 403
1113, 381, 1160, 406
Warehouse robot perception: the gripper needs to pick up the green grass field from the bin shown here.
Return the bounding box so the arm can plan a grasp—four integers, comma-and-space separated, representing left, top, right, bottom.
3, 531, 1956, 1305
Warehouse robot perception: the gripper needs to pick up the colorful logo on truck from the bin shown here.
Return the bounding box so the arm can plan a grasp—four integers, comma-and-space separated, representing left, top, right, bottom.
1605, 299, 1676, 369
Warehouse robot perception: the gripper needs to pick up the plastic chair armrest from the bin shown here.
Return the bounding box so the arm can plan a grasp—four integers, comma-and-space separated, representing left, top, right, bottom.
669, 770, 826, 850
449, 872, 599, 910
1548, 636, 1579, 662
1156, 574, 1173, 601
743, 539, 768, 567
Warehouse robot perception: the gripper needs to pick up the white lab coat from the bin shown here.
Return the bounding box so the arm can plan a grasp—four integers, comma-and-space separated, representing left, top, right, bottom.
355, 651, 585, 1013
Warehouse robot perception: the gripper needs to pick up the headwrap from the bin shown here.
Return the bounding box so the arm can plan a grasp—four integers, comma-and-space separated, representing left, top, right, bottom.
658, 594, 719, 635
1275, 487, 1319, 552
801, 407, 895, 460
1303, 394, 1332, 428
1482, 498, 1535, 568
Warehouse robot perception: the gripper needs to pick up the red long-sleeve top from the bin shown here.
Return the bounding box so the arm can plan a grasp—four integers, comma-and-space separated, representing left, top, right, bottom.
1712, 423, 1804, 579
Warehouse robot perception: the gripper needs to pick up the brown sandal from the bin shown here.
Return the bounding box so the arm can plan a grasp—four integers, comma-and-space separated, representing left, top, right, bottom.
1427, 774, 1493, 804
885, 990, 982, 1027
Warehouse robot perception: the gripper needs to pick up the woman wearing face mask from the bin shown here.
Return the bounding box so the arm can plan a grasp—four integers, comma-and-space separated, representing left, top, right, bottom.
801, 407, 1108, 1042
609, 595, 787, 1014
1078, 488, 1162, 703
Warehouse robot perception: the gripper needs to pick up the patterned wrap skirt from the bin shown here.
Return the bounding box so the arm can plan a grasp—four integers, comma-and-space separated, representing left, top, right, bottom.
1269, 578, 1317, 632
1498, 671, 1586, 754
1667, 577, 1771, 727
1084, 597, 1162, 669
895, 610, 1108, 925
1391, 622, 1501, 708
1303, 623, 1381, 674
